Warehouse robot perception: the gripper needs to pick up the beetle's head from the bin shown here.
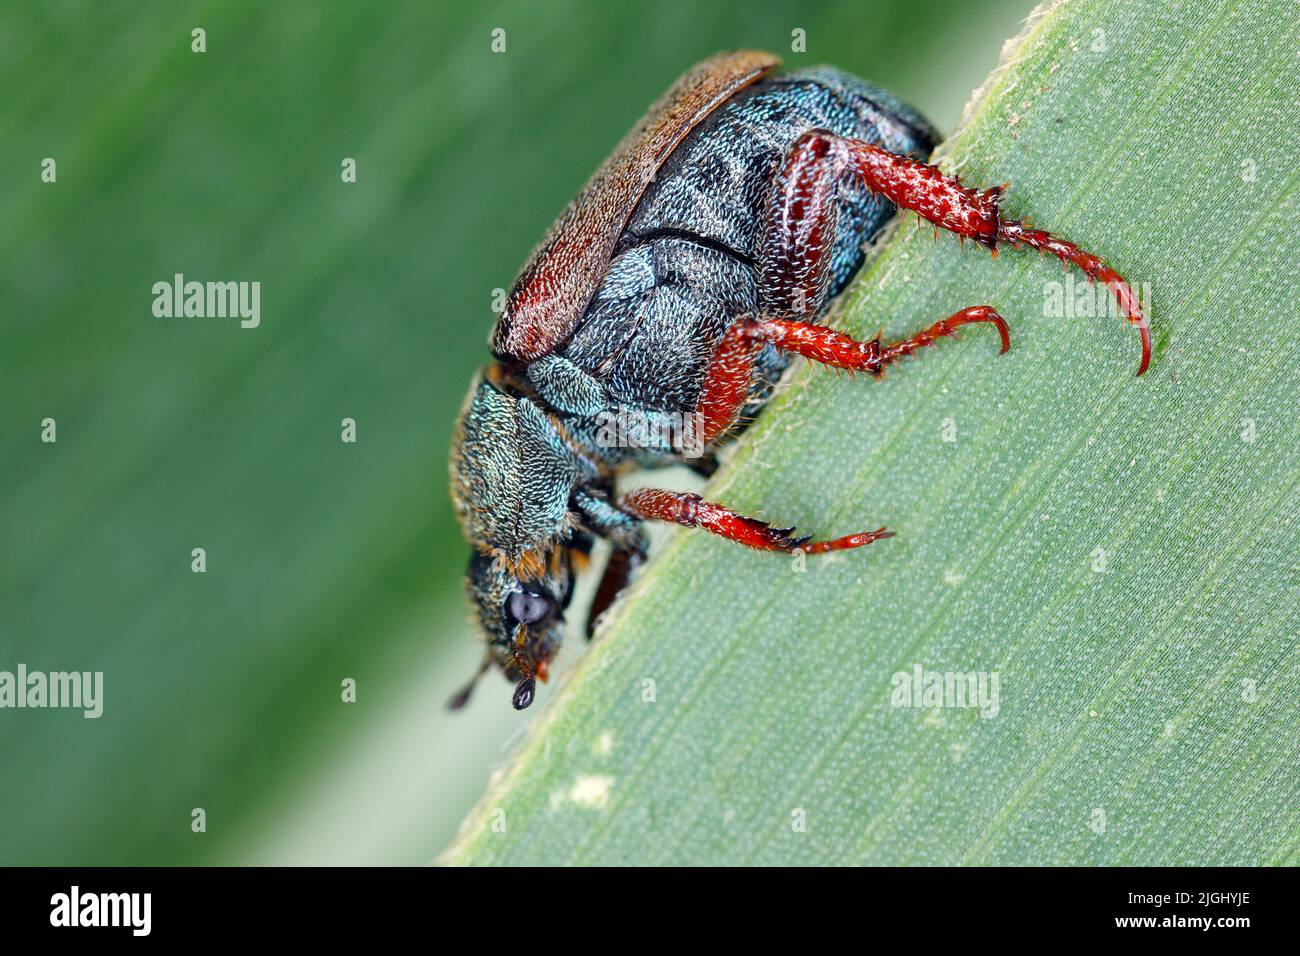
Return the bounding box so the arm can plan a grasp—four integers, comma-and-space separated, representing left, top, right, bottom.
451, 547, 575, 711
448, 367, 588, 709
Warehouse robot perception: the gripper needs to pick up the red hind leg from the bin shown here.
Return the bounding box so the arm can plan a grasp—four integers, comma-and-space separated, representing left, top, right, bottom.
831, 134, 1151, 375
622, 488, 892, 554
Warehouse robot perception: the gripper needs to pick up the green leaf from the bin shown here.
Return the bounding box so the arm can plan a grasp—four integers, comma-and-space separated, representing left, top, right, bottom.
443, 0, 1299, 865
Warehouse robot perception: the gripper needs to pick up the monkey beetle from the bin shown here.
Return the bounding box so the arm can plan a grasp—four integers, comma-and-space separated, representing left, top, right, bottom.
449, 52, 1149, 710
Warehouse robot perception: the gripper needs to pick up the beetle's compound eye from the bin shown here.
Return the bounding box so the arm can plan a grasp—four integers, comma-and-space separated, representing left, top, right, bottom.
506, 589, 551, 627
512, 676, 536, 710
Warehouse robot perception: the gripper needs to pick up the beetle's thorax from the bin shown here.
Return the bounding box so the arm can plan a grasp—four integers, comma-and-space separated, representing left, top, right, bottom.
449, 361, 600, 577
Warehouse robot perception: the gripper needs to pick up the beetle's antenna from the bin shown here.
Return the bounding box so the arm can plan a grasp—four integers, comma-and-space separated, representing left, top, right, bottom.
446, 658, 491, 711
510, 646, 537, 710
511, 676, 537, 710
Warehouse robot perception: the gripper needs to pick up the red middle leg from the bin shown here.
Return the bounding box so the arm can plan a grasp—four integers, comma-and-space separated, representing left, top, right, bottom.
739, 305, 1010, 372
697, 306, 1009, 441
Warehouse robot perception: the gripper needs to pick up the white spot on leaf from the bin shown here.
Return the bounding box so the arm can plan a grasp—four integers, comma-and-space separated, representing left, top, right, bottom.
569, 775, 614, 809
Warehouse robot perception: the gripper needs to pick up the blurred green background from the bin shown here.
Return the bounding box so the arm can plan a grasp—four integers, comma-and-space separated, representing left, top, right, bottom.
1, 0, 1033, 864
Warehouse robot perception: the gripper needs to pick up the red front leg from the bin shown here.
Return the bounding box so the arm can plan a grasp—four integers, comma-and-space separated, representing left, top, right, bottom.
623, 488, 892, 555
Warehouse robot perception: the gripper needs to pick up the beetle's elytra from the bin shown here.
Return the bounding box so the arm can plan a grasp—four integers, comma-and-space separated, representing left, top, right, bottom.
448, 51, 1149, 711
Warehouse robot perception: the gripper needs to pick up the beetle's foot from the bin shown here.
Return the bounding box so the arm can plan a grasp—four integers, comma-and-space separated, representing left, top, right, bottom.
997, 220, 1150, 375
874, 305, 1010, 373
797, 527, 895, 554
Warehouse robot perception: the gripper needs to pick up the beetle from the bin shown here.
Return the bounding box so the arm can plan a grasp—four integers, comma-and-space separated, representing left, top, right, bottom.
448, 51, 1149, 710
